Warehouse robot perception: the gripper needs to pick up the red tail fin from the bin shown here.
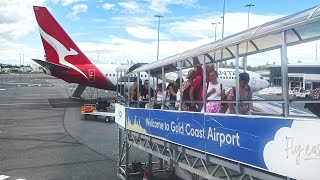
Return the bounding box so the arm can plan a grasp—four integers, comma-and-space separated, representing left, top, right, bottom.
33, 6, 91, 66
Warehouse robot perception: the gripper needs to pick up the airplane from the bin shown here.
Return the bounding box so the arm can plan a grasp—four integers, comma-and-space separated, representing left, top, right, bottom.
32, 6, 268, 100
32, 6, 155, 98
215, 68, 269, 92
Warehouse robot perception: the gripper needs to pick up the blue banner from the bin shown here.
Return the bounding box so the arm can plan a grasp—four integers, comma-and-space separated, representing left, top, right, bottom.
124, 107, 320, 180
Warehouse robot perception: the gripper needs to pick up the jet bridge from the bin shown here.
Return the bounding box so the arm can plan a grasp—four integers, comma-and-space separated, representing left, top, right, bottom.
116, 5, 320, 180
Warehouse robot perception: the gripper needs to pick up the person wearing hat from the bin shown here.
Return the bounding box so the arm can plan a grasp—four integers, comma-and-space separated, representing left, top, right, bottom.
226, 72, 253, 115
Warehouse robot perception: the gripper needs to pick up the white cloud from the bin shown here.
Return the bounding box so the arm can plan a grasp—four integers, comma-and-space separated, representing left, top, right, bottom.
125, 26, 168, 40
0, 0, 46, 40
77, 36, 210, 64
147, 0, 197, 12
66, 3, 88, 20
0, 0, 46, 65
111, 16, 153, 26
168, 13, 283, 39
118, 1, 143, 14
0, 39, 44, 66
55, 0, 87, 6
102, 3, 115, 10
263, 120, 320, 180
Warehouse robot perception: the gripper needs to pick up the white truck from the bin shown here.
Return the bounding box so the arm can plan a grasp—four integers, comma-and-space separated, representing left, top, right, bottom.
292, 87, 310, 98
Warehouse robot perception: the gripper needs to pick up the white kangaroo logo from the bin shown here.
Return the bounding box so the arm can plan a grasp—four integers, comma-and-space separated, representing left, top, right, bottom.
38, 26, 88, 80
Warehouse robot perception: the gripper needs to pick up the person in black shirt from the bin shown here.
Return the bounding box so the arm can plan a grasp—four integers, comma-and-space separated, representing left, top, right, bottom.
139, 80, 154, 108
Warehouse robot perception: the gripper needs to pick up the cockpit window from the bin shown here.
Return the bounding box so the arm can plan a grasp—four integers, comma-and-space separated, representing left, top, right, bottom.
259, 75, 264, 80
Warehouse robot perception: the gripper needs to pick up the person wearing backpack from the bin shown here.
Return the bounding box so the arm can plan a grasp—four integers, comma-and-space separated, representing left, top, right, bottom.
226, 72, 253, 115
201, 70, 225, 113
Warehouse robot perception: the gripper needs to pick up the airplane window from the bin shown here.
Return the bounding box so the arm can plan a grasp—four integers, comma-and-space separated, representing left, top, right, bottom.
141, 75, 143, 77
145, 75, 147, 77
106, 74, 108, 76
109, 74, 112, 76
113, 74, 115, 77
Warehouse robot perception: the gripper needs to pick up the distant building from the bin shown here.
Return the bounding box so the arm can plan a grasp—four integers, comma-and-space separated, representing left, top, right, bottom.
269, 64, 320, 90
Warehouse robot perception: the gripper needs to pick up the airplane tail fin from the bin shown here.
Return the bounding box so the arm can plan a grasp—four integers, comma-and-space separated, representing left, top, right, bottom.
33, 6, 91, 66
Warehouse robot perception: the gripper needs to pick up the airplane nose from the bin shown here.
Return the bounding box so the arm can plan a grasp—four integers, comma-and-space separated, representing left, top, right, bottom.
263, 80, 269, 88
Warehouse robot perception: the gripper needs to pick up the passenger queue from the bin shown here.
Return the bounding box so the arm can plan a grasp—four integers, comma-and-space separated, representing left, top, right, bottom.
128, 58, 253, 115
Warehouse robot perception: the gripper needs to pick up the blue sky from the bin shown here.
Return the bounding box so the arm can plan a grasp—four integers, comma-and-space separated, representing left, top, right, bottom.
1, 0, 320, 66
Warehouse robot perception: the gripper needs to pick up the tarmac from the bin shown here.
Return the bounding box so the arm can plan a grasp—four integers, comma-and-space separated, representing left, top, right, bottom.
0, 73, 147, 180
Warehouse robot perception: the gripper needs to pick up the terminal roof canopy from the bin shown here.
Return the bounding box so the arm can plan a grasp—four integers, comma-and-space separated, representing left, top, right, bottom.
116, 63, 147, 73
132, 5, 320, 76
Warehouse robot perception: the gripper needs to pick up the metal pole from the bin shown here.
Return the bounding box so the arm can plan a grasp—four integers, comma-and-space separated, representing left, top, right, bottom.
203, 55, 207, 113
137, 73, 140, 108
127, 76, 130, 107
215, 24, 217, 41
120, 73, 123, 101
212, 22, 221, 41
212, 22, 221, 70
316, 42, 318, 62
155, 15, 163, 61
179, 61, 182, 111
221, 0, 226, 39
125, 130, 129, 180
244, 4, 254, 72
118, 128, 122, 171
245, 4, 254, 29
148, 70, 151, 108
19, 53, 21, 67
116, 72, 119, 103
281, 31, 289, 117
235, 44, 240, 114
161, 67, 165, 109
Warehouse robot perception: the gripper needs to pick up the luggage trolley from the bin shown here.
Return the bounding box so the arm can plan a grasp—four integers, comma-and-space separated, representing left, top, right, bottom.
81, 99, 115, 122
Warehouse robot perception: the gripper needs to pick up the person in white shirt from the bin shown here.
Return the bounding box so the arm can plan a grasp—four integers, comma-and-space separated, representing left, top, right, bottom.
202, 70, 225, 113
154, 83, 164, 109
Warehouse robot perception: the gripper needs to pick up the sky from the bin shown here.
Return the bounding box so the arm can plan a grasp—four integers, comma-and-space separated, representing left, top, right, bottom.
1, 0, 320, 67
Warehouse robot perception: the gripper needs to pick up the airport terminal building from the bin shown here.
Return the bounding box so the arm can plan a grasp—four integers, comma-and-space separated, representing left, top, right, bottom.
269, 64, 320, 90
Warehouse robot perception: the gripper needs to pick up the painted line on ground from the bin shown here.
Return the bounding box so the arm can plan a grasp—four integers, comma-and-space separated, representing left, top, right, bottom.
0, 175, 10, 180
0, 175, 26, 180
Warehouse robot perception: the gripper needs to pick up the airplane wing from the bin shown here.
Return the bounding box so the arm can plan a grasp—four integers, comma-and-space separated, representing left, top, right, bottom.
32, 59, 70, 71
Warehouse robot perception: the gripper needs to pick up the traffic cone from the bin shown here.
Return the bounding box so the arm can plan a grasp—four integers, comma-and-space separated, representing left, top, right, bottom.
143, 168, 148, 180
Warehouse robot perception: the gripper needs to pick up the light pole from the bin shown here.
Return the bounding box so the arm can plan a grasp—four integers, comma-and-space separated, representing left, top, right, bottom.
154, 15, 163, 61
244, 4, 254, 71
211, 22, 221, 41
245, 4, 254, 29
221, 0, 226, 39
212, 22, 221, 70
19, 53, 21, 67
